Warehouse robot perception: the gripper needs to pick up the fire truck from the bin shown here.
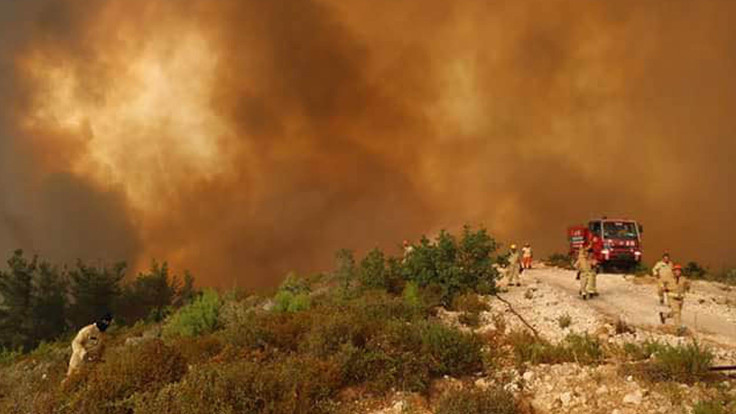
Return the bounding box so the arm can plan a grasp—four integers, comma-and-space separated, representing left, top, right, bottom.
567, 217, 643, 272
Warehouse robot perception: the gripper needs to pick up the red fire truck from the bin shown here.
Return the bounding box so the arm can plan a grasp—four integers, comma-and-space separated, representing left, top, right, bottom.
567, 217, 643, 272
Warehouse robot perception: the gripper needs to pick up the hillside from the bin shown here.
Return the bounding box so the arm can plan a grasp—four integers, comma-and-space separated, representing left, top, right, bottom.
1, 231, 735, 414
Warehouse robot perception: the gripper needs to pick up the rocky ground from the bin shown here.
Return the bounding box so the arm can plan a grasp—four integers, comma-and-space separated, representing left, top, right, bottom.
367, 264, 736, 414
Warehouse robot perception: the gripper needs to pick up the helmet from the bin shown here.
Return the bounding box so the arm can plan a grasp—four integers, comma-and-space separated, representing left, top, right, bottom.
673, 264, 683, 271
510, 244, 517, 250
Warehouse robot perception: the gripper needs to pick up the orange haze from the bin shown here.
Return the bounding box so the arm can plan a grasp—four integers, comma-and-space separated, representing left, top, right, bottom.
1, 0, 735, 287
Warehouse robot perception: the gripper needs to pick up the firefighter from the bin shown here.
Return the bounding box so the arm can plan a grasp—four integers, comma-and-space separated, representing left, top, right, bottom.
575, 244, 589, 281
507, 244, 522, 286
402, 240, 414, 263
659, 264, 690, 329
65, 313, 113, 379
575, 248, 597, 299
652, 252, 674, 305
521, 243, 533, 269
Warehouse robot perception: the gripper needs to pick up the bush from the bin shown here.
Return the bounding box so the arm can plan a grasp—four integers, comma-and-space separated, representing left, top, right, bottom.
693, 400, 728, 414
557, 314, 572, 329
622, 340, 667, 361
509, 331, 603, 366
452, 293, 489, 313
133, 355, 340, 414
459, 312, 481, 328
402, 226, 499, 305
420, 322, 483, 376
436, 387, 520, 414
0, 348, 21, 366
274, 290, 311, 313
615, 318, 635, 335
626, 341, 713, 383
164, 289, 222, 337
273, 273, 312, 313
63, 339, 187, 413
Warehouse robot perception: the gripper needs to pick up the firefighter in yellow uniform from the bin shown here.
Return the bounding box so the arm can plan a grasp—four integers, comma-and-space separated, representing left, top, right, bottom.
659, 265, 690, 329
575, 248, 597, 299
652, 252, 674, 305
507, 244, 522, 287
65, 313, 113, 379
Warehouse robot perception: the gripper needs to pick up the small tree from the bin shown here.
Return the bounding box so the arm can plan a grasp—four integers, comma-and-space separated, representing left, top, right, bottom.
335, 249, 356, 297
68, 260, 125, 329
119, 261, 178, 324
0, 250, 37, 350
30, 262, 68, 344
401, 226, 499, 305
359, 248, 387, 289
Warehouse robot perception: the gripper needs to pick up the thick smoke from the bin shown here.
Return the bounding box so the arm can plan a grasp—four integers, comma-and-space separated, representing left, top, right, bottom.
1, 0, 735, 287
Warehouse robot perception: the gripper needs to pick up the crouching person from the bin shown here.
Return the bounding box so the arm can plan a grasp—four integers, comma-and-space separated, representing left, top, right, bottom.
65, 313, 113, 380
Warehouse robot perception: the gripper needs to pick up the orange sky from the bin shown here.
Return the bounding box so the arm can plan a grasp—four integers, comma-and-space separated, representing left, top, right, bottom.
1, 0, 735, 287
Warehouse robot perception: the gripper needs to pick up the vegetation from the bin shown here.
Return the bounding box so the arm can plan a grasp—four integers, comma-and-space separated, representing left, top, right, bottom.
0, 250, 197, 351
163, 289, 222, 337
436, 387, 521, 414
509, 331, 603, 366
624, 341, 714, 384
557, 313, 572, 329
0, 226, 514, 412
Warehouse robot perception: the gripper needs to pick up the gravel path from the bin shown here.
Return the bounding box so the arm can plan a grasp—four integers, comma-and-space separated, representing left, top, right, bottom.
529, 265, 736, 347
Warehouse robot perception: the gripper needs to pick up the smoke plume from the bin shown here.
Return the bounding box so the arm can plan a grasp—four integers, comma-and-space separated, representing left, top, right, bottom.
1, 0, 735, 287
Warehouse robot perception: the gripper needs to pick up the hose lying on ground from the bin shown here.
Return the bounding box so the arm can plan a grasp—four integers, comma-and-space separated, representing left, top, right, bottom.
493, 292, 541, 339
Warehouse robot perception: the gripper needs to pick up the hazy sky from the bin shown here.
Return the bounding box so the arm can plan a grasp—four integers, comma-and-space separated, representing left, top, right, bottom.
1, 0, 735, 287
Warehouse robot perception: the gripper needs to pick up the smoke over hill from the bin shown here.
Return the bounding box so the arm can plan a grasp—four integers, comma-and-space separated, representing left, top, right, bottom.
1, 0, 735, 287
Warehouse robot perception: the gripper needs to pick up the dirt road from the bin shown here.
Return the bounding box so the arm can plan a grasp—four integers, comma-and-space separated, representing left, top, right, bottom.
524, 266, 736, 347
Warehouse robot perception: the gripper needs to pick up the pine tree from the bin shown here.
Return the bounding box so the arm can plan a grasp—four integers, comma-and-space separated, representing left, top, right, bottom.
0, 250, 37, 350
31, 262, 68, 343
68, 260, 125, 329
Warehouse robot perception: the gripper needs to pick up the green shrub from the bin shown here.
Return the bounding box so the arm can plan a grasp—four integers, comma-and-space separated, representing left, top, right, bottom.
557, 314, 572, 329
274, 290, 311, 313
509, 331, 603, 365
693, 400, 728, 414
622, 340, 667, 361
436, 387, 520, 414
164, 289, 222, 337
629, 341, 713, 383
420, 322, 483, 376
0, 348, 21, 366
403, 281, 422, 309
402, 226, 499, 305
359, 248, 389, 290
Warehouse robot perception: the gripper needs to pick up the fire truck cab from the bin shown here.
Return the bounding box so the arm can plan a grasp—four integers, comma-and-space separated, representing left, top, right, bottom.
568, 217, 643, 272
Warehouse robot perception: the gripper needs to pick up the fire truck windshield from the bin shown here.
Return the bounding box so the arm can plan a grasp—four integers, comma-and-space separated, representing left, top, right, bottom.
602, 222, 638, 240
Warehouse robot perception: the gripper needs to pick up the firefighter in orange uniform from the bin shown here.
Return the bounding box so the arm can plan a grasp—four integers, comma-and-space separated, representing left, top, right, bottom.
521, 243, 533, 269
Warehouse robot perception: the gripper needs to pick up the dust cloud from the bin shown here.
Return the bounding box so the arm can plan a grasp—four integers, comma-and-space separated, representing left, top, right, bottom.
1, 0, 734, 287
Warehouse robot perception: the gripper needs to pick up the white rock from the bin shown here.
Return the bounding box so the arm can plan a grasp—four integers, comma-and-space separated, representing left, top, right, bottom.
559, 391, 573, 407
596, 385, 609, 395
623, 390, 643, 405
612, 409, 621, 414
523, 371, 534, 382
